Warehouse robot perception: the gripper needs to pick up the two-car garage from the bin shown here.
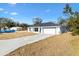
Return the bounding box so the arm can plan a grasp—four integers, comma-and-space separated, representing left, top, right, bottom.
43, 27, 56, 35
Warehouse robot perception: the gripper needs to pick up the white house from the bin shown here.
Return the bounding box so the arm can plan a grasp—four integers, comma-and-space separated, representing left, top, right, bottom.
28, 22, 66, 35
10, 27, 22, 31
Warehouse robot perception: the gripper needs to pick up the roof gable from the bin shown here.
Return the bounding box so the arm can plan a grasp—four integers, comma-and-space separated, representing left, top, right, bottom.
29, 22, 59, 27
41, 22, 58, 26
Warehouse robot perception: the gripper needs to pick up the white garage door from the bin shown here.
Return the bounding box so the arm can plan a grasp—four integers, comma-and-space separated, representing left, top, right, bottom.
44, 28, 56, 35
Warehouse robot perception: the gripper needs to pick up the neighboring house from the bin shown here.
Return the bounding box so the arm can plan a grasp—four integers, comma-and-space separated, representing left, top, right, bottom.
28, 22, 66, 35
10, 27, 22, 31
0, 26, 9, 30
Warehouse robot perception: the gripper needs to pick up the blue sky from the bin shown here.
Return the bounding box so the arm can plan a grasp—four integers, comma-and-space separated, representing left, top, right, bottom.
0, 3, 79, 24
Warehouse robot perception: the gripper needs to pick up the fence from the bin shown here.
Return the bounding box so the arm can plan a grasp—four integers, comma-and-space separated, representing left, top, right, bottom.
0, 30, 16, 33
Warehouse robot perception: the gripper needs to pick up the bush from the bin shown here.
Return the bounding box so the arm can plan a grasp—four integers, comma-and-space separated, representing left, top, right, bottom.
72, 32, 76, 36
72, 27, 79, 35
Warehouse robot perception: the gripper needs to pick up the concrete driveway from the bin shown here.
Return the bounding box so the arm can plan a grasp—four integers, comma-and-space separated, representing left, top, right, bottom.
0, 34, 52, 56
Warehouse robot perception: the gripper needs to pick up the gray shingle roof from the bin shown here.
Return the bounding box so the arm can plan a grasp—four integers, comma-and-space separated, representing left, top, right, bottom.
28, 22, 59, 27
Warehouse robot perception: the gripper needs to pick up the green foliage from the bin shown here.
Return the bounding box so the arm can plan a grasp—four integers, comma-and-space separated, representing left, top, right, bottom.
19, 23, 28, 30
67, 14, 79, 35
58, 17, 67, 26
0, 18, 16, 29
0, 17, 28, 30
72, 27, 79, 35
5, 18, 16, 28
63, 4, 79, 35
63, 4, 73, 16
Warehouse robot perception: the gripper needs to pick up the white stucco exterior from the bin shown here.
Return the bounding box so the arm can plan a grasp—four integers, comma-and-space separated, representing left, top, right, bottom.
28, 26, 62, 35
10, 27, 22, 31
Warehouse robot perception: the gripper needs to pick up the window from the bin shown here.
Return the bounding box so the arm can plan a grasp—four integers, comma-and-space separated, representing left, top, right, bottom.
34, 28, 38, 32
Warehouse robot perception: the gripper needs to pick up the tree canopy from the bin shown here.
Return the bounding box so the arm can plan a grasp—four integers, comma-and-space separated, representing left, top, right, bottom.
63, 4, 79, 35
0, 17, 28, 30
33, 17, 42, 25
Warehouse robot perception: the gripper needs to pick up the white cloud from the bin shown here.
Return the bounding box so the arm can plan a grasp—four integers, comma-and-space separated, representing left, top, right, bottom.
10, 17, 15, 20
10, 12, 18, 16
45, 9, 51, 13
8, 3, 17, 6
0, 8, 4, 12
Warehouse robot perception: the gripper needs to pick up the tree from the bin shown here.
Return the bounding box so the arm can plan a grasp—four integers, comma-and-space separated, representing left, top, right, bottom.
0, 18, 17, 30
68, 15, 79, 35
0, 18, 4, 30
0, 17, 29, 31
58, 17, 67, 26
63, 4, 79, 35
19, 23, 28, 30
33, 17, 42, 25
5, 18, 16, 29
0, 18, 9, 30
63, 4, 73, 16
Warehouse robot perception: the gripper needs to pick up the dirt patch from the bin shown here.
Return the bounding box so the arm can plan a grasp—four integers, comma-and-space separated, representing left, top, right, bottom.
6, 32, 79, 56
0, 31, 35, 40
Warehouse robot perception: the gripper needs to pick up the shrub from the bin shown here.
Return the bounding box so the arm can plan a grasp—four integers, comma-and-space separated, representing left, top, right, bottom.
72, 27, 79, 35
